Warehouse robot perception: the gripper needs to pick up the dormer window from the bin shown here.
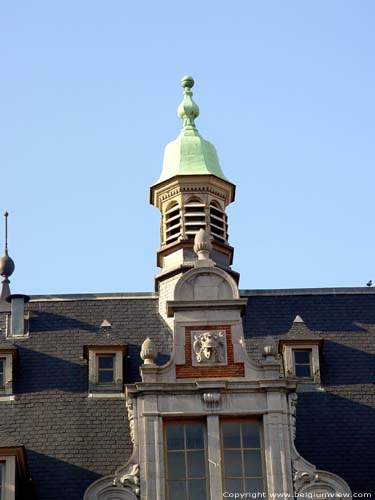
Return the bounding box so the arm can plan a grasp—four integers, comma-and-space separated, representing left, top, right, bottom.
84, 345, 127, 397
0, 347, 18, 400
279, 340, 322, 383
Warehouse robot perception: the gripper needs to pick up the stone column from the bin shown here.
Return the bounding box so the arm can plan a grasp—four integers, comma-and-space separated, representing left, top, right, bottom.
139, 396, 165, 500
207, 415, 223, 499
263, 392, 294, 496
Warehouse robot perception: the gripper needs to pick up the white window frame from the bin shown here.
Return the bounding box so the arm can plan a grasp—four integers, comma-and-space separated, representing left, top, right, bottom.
85, 346, 125, 397
280, 340, 321, 382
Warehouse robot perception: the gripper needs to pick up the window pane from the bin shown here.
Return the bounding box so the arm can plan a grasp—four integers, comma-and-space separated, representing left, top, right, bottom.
98, 356, 114, 369
166, 424, 185, 450
224, 450, 242, 477
167, 451, 185, 480
188, 479, 207, 500
243, 450, 263, 477
222, 422, 241, 448
242, 422, 260, 449
0, 372, 3, 388
185, 423, 204, 449
295, 365, 311, 377
245, 478, 264, 494
294, 351, 311, 364
187, 451, 205, 478
166, 422, 207, 500
98, 370, 114, 383
225, 479, 244, 495
168, 481, 187, 500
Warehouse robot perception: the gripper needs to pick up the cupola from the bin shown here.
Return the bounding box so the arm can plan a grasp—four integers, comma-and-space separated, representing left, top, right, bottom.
151, 76, 238, 290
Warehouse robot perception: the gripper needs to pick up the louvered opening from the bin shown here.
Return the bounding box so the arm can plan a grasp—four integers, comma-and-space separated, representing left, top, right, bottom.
165, 203, 181, 244
184, 200, 206, 238
210, 202, 227, 243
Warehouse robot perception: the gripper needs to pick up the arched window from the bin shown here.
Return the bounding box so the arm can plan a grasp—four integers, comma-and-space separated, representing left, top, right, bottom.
184, 198, 206, 238
165, 202, 181, 244
209, 201, 227, 243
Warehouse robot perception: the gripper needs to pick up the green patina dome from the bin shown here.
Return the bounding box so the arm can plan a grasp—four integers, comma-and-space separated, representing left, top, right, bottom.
156, 76, 227, 184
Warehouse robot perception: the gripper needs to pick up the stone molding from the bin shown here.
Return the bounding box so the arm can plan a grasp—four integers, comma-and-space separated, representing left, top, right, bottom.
173, 266, 240, 302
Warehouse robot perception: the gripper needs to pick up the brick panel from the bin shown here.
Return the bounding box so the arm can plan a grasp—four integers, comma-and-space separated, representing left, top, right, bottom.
176, 324, 244, 378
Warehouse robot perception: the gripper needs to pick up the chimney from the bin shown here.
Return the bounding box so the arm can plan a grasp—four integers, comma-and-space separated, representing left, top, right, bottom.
6, 294, 30, 337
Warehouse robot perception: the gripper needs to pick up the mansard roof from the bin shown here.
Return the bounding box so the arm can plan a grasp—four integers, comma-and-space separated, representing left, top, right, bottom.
0, 287, 374, 498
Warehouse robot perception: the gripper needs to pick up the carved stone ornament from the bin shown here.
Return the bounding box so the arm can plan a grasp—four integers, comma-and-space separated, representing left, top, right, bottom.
294, 470, 319, 493
262, 335, 277, 359
113, 463, 140, 497
293, 469, 341, 498
192, 330, 226, 365
202, 392, 221, 409
292, 464, 351, 498
289, 392, 298, 441
140, 337, 157, 365
193, 229, 213, 260
126, 397, 135, 444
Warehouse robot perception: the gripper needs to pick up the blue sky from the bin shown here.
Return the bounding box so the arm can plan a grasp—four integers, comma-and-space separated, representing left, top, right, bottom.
1, 1, 374, 294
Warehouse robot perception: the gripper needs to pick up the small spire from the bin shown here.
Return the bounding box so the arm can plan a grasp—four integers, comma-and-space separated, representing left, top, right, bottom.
0, 212, 15, 305
177, 75, 200, 129
4, 211, 8, 253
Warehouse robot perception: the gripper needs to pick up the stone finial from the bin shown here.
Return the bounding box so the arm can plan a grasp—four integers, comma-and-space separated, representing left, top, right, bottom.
263, 336, 277, 359
140, 337, 157, 365
194, 229, 213, 260
177, 75, 199, 129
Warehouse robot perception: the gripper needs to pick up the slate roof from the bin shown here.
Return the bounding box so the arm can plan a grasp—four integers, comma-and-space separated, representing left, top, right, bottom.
242, 287, 375, 495
0, 287, 374, 498
0, 294, 172, 500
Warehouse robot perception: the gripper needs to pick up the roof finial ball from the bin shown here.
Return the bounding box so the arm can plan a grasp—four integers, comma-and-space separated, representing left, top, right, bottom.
0, 212, 15, 279
178, 75, 199, 129
181, 75, 195, 90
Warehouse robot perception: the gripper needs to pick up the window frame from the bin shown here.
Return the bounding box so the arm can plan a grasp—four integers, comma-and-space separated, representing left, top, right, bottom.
293, 349, 313, 378
96, 353, 116, 385
0, 447, 32, 500
280, 340, 322, 382
220, 417, 267, 497
84, 345, 126, 396
164, 419, 210, 500
0, 458, 15, 500
0, 348, 17, 400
